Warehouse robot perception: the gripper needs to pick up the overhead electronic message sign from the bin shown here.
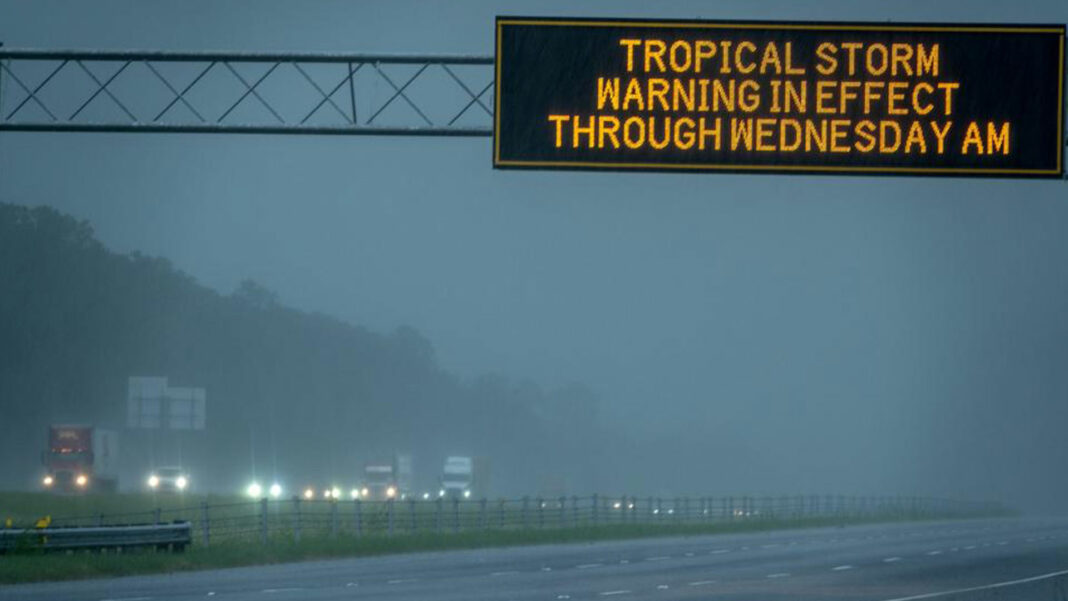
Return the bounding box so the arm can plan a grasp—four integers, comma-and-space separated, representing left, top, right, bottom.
494, 18, 1065, 177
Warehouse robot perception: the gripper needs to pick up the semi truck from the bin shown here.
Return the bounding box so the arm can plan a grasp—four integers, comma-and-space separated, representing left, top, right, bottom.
360, 453, 413, 500
439, 455, 474, 499
41, 425, 119, 493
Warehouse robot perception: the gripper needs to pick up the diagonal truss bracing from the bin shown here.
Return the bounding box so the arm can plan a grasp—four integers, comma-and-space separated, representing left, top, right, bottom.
0, 49, 494, 136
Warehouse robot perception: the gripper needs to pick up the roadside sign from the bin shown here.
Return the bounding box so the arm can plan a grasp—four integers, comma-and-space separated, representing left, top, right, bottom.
494, 18, 1065, 177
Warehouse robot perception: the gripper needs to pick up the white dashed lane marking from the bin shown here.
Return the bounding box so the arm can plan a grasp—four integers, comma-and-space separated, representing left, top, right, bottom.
884, 557, 902, 563
689, 580, 716, 587
577, 563, 603, 569
709, 549, 730, 555
927, 550, 942, 555
767, 573, 790, 578
645, 556, 671, 562
387, 579, 416, 585
491, 571, 518, 576
832, 565, 854, 571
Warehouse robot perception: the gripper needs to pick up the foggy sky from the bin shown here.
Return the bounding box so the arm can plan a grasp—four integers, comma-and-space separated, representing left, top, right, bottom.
1, 0, 1067, 511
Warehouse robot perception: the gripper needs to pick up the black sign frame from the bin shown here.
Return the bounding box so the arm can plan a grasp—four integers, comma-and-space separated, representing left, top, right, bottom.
494, 17, 1066, 178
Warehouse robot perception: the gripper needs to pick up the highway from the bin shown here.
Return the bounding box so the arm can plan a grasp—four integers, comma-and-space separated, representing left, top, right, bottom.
6, 517, 1068, 601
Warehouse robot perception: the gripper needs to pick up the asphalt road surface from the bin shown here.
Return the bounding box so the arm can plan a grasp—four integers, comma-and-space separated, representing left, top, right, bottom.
7, 517, 1068, 601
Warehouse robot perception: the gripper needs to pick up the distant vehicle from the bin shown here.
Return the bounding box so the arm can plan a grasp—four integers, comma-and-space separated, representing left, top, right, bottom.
439, 455, 474, 499
146, 466, 189, 493
361, 453, 413, 500
41, 425, 118, 493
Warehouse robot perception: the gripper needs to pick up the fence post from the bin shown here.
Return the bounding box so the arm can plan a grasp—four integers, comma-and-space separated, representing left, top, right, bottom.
521, 496, 529, 529
559, 496, 566, 527
537, 497, 544, 528
498, 498, 505, 529
200, 501, 210, 547
479, 498, 487, 530
684, 497, 690, 522
592, 494, 599, 526
294, 497, 302, 543
153, 507, 161, 525
435, 497, 443, 532
260, 497, 268, 544
571, 495, 579, 527
410, 498, 417, 532
97, 513, 104, 527
388, 498, 395, 536
452, 497, 460, 533
330, 499, 338, 540
353, 498, 360, 537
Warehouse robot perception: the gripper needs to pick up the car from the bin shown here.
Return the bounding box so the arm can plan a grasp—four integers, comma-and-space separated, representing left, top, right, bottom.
147, 466, 189, 493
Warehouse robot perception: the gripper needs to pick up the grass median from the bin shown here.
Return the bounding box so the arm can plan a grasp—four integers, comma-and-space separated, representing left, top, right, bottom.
0, 514, 987, 585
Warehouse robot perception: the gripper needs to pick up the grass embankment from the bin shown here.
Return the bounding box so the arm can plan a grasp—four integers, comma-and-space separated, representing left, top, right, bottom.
1, 492, 1010, 585
1, 514, 965, 585
0, 491, 243, 527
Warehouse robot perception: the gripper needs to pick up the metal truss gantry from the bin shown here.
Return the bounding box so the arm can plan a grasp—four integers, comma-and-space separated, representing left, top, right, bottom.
0, 48, 494, 136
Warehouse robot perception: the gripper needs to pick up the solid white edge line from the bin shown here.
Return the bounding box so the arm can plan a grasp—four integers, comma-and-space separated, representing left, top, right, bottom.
878, 568, 1068, 601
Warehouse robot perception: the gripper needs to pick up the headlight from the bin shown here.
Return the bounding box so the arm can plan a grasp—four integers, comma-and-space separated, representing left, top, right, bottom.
438, 489, 445, 497
350, 488, 360, 499
386, 486, 397, 498
269, 483, 282, 498
75, 474, 88, 487
613, 501, 621, 509
303, 488, 314, 499
463, 490, 471, 499
247, 482, 262, 498
42, 475, 54, 486
422, 492, 430, 500
331, 487, 341, 499
361, 487, 369, 497
175, 476, 188, 490
148, 475, 160, 488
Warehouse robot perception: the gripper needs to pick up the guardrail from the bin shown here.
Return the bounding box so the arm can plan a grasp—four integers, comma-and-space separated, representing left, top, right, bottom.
1, 494, 1006, 551
0, 521, 191, 553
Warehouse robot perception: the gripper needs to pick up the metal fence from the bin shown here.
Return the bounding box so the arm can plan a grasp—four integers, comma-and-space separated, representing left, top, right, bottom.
26, 494, 1005, 547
